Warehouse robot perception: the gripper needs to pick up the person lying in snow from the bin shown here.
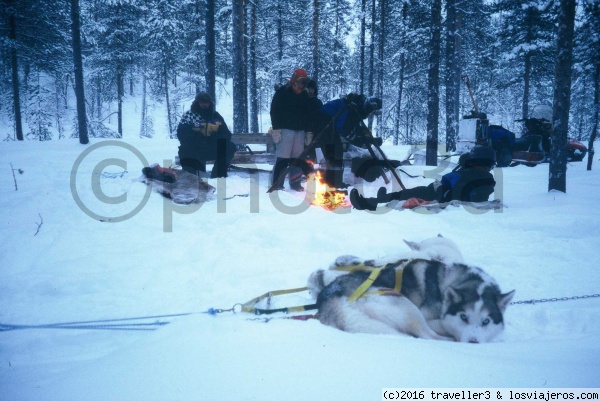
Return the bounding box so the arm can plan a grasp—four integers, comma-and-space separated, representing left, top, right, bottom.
349, 145, 497, 211
177, 92, 236, 178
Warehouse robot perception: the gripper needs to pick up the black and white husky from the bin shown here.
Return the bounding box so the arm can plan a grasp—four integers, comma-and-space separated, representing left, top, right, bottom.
307, 237, 515, 343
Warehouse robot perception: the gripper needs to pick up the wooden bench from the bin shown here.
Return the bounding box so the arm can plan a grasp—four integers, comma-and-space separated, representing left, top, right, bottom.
230, 133, 276, 165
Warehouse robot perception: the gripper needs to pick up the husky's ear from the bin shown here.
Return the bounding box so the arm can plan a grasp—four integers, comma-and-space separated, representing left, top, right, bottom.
404, 239, 420, 251
444, 286, 462, 305
497, 290, 516, 312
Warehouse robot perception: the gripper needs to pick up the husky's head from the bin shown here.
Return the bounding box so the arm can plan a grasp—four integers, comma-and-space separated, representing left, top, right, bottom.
441, 283, 515, 343
403, 234, 464, 265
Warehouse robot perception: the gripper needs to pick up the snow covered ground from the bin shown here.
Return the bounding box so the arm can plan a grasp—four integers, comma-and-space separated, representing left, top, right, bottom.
1, 89, 599, 400
1, 136, 599, 400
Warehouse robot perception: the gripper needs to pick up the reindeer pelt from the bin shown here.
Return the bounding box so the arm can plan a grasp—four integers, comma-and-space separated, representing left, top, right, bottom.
140, 167, 216, 205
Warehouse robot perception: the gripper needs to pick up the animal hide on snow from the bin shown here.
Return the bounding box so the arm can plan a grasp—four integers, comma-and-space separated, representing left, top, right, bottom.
139, 164, 216, 205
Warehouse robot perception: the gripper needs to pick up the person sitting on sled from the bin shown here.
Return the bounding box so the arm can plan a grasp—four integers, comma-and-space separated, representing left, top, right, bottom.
177, 92, 236, 178
349, 145, 497, 211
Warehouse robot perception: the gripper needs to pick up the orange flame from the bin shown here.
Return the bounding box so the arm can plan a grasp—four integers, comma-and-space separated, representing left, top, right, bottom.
305, 170, 349, 211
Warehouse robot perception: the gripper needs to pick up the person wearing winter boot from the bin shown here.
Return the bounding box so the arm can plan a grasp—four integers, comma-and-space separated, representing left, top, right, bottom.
350, 146, 497, 211
289, 79, 323, 189
270, 69, 314, 191
315, 94, 383, 188
177, 92, 237, 178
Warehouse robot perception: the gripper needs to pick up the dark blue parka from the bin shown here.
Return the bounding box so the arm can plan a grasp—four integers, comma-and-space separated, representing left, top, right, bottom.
177, 97, 235, 164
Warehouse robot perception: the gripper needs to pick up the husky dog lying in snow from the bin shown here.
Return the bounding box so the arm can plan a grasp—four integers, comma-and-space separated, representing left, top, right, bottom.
307, 236, 515, 343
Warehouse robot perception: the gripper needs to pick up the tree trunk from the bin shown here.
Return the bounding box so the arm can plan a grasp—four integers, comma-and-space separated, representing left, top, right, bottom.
55, 74, 65, 139
276, 1, 283, 84
249, 0, 259, 133
587, 3, 600, 171
205, 0, 216, 101
523, 51, 532, 119
117, 63, 123, 138
312, 0, 319, 84
522, 7, 534, 120
426, 0, 442, 166
239, 0, 248, 133
232, 0, 246, 133
333, 0, 341, 96
587, 51, 599, 171
70, 0, 89, 144
359, 0, 366, 95
445, 0, 460, 152
377, 0, 385, 100
549, 0, 576, 192
140, 68, 152, 138
394, 2, 408, 146
95, 76, 102, 119
164, 68, 173, 137
367, 0, 376, 129
7, 0, 23, 141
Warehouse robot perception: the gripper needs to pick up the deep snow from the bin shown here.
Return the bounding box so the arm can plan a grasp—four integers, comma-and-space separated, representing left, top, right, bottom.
1, 90, 599, 400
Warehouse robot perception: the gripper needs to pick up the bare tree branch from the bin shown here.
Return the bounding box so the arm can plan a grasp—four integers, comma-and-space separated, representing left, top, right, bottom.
34, 214, 43, 237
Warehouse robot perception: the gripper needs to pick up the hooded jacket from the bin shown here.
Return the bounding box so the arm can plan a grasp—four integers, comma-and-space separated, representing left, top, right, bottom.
177, 93, 233, 161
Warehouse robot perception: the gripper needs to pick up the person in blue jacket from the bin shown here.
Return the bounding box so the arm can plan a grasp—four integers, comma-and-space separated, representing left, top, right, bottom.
315, 93, 383, 188
350, 146, 497, 210
176, 92, 236, 178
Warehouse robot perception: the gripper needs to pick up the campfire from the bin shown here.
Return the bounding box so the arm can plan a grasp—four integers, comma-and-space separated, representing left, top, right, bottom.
305, 169, 349, 211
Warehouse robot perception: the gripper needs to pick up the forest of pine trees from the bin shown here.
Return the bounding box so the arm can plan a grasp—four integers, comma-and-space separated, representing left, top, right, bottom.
1, 0, 599, 151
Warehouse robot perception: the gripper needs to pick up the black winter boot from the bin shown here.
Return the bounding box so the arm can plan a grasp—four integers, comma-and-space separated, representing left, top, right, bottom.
376, 187, 391, 202
292, 158, 314, 176
349, 188, 379, 211
271, 158, 290, 190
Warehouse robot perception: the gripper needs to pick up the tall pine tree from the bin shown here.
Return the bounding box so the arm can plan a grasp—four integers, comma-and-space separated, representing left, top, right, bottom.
549, 0, 576, 193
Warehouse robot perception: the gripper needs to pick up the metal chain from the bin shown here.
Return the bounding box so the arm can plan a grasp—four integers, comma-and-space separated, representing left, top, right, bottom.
510, 293, 600, 305
204, 304, 243, 315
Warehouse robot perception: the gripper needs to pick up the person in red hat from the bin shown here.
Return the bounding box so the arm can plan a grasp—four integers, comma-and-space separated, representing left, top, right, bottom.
269, 69, 314, 191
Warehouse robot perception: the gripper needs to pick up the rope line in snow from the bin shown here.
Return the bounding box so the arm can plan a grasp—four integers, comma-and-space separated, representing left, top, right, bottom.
0, 313, 193, 332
